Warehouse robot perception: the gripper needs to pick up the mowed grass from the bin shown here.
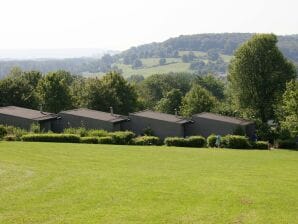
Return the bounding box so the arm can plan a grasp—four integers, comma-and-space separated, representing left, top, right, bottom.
0, 142, 297, 224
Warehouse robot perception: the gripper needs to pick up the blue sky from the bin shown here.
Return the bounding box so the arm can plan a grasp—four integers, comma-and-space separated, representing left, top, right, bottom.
0, 0, 297, 50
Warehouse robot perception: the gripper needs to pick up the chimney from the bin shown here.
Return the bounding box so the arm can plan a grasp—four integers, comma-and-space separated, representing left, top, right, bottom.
174, 108, 178, 117
110, 107, 114, 116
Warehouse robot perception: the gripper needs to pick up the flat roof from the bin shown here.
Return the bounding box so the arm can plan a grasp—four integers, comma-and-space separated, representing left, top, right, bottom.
0, 106, 57, 121
194, 112, 253, 125
60, 108, 128, 123
130, 110, 190, 124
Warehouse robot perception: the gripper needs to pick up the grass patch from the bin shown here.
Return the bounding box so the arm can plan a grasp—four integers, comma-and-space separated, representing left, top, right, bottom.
0, 142, 297, 223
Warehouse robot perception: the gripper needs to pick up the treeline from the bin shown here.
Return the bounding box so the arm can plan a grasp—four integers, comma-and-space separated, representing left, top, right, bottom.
0, 34, 297, 141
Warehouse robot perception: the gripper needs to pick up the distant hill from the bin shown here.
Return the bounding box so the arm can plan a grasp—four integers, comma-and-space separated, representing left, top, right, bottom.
0, 33, 297, 78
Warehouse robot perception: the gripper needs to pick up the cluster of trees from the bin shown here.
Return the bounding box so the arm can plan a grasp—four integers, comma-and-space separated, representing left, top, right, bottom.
0, 34, 297, 140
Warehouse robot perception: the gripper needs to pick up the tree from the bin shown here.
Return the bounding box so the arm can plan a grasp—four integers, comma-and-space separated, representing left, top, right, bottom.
132, 59, 143, 68
159, 58, 166, 65
86, 72, 138, 115
195, 74, 225, 100
155, 89, 183, 114
37, 71, 73, 113
278, 80, 298, 137
180, 84, 217, 117
228, 34, 297, 122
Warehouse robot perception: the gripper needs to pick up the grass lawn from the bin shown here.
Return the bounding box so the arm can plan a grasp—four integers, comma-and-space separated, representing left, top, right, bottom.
0, 142, 297, 224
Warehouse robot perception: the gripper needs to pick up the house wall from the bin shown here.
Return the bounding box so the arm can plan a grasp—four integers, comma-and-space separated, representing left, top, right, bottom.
186, 116, 255, 138
55, 113, 124, 132
129, 114, 185, 139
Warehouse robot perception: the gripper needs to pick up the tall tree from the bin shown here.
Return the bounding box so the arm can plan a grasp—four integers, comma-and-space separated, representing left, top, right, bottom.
86, 72, 138, 115
195, 74, 225, 100
37, 71, 73, 113
228, 34, 297, 122
180, 84, 217, 117
155, 89, 183, 114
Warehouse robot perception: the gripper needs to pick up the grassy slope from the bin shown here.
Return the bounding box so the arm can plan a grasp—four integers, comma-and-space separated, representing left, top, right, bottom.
0, 142, 297, 224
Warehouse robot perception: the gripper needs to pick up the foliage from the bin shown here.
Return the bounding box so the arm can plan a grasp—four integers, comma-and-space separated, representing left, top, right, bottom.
228, 34, 297, 122
159, 58, 166, 65
221, 135, 251, 149
276, 139, 297, 149
3, 135, 17, 141
252, 141, 269, 150
88, 129, 109, 137
164, 137, 187, 147
98, 136, 114, 144
180, 84, 217, 117
37, 70, 73, 113
64, 127, 88, 137
207, 134, 217, 147
195, 74, 225, 100
86, 72, 138, 115
30, 123, 40, 133
186, 136, 206, 147
22, 134, 80, 143
0, 125, 7, 139
142, 127, 155, 136
155, 89, 183, 114
4, 126, 28, 141
109, 131, 135, 145
133, 136, 162, 145
80, 137, 99, 144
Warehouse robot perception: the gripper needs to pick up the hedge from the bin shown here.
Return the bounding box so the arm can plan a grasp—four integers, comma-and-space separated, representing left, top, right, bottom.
252, 141, 269, 150
22, 134, 80, 143
88, 129, 109, 137
80, 137, 98, 144
186, 136, 206, 147
164, 137, 188, 147
64, 127, 88, 137
221, 135, 251, 149
109, 131, 135, 145
276, 139, 297, 149
98, 136, 114, 144
207, 134, 217, 147
133, 136, 161, 145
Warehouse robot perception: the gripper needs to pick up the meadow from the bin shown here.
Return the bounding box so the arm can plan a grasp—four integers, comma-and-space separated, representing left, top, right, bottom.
0, 142, 297, 223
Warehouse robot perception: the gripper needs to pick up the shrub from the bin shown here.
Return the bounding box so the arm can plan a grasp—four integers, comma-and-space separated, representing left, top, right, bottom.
64, 127, 88, 137
164, 137, 187, 147
4, 135, 16, 141
109, 131, 135, 145
222, 135, 251, 149
133, 136, 162, 146
80, 137, 98, 144
186, 136, 206, 147
0, 125, 7, 139
5, 126, 27, 141
252, 141, 269, 150
22, 134, 80, 143
98, 136, 113, 144
30, 123, 40, 133
276, 139, 297, 149
207, 134, 217, 147
88, 129, 109, 137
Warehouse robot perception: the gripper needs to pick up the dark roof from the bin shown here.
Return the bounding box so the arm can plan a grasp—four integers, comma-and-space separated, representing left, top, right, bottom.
60, 108, 128, 123
194, 112, 253, 125
0, 106, 57, 121
130, 110, 190, 124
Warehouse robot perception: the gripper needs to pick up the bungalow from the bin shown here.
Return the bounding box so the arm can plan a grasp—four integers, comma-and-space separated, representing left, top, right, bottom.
128, 110, 191, 139
186, 112, 255, 138
0, 106, 57, 131
56, 108, 129, 132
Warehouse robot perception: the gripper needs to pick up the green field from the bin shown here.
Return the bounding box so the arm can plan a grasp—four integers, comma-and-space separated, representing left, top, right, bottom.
0, 142, 297, 223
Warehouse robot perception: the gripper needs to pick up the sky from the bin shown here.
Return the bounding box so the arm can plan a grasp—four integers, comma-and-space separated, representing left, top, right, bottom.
0, 0, 297, 51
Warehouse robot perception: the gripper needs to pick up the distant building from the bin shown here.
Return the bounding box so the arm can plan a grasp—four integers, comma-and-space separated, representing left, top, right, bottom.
128, 110, 191, 139
186, 112, 255, 138
56, 108, 129, 132
0, 106, 57, 131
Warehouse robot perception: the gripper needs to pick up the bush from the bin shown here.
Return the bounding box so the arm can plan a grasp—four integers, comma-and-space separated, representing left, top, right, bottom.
252, 141, 269, 150
133, 136, 162, 146
0, 125, 7, 139
186, 136, 206, 147
164, 137, 187, 147
80, 137, 98, 144
88, 129, 109, 137
64, 127, 88, 137
22, 134, 80, 143
276, 139, 297, 149
221, 135, 251, 149
98, 136, 113, 144
5, 126, 27, 141
207, 134, 217, 147
4, 135, 16, 141
109, 131, 135, 145
30, 123, 40, 133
